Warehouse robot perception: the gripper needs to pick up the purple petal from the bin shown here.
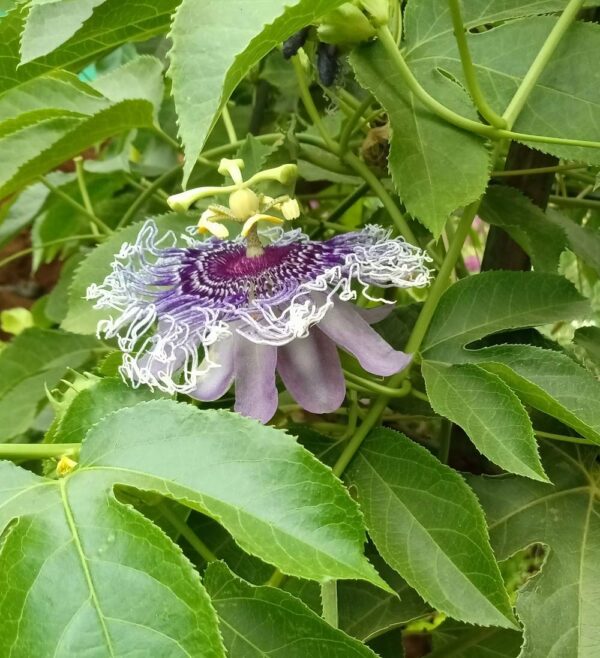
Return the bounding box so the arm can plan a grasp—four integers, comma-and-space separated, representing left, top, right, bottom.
318, 298, 412, 376
190, 336, 235, 401
355, 304, 395, 325
233, 337, 278, 423
277, 327, 346, 414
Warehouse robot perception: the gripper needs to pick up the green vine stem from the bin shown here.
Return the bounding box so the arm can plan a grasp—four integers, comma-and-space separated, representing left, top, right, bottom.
39, 176, 113, 235
292, 53, 419, 245
117, 164, 183, 230
74, 155, 100, 237
535, 430, 595, 445
376, 22, 600, 151
221, 104, 238, 144
447, 0, 507, 129
339, 95, 372, 154
492, 162, 586, 177
501, 0, 585, 127
158, 504, 218, 563
0, 234, 100, 269
332, 201, 480, 478
0, 443, 80, 460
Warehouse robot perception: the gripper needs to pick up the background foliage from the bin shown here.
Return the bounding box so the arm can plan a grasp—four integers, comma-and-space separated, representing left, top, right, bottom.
0, 0, 599, 656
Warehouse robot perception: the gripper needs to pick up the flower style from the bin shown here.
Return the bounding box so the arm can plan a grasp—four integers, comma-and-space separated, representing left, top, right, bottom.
88, 160, 430, 423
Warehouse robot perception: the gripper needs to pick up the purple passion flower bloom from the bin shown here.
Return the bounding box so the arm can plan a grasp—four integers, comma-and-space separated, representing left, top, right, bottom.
88, 221, 430, 422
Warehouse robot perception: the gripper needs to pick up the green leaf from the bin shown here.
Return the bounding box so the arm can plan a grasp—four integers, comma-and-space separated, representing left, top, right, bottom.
422, 272, 589, 361
168, 0, 348, 185
574, 326, 600, 367
479, 186, 566, 272
62, 213, 192, 334
421, 272, 600, 447
480, 186, 600, 274
0, 0, 177, 94
338, 550, 429, 642
346, 428, 516, 628
469, 443, 600, 658
204, 561, 379, 657
20, 0, 108, 64
80, 400, 386, 587
235, 133, 284, 178
422, 362, 547, 481
0, 460, 225, 656
46, 377, 163, 444
0, 58, 163, 196
430, 621, 522, 658
350, 42, 489, 236
473, 345, 600, 444
0, 328, 101, 441
405, 9, 600, 164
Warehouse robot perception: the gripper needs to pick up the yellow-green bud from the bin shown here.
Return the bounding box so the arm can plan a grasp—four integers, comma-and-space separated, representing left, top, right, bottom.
358, 0, 389, 25
317, 4, 376, 45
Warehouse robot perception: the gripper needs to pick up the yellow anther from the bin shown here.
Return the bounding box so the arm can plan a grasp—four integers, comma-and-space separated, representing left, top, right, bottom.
280, 198, 300, 220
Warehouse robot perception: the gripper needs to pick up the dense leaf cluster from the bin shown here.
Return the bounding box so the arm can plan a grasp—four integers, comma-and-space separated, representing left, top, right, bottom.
0, 1, 599, 656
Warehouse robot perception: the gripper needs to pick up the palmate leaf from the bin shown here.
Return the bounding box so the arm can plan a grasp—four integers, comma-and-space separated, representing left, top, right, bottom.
469, 443, 600, 658
405, 3, 600, 164
204, 562, 379, 657
0, 328, 101, 441
168, 0, 348, 185
422, 272, 600, 455
0, 400, 388, 655
346, 428, 516, 628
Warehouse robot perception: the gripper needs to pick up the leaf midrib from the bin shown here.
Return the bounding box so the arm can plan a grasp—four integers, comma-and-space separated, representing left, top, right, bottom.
58, 478, 115, 656
355, 452, 511, 623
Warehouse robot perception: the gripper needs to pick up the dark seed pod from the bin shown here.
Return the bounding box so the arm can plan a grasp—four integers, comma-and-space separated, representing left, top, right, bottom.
317, 42, 339, 87
282, 27, 310, 59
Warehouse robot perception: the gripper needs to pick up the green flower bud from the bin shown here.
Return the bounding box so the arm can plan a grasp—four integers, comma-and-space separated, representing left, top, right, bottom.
317, 4, 376, 45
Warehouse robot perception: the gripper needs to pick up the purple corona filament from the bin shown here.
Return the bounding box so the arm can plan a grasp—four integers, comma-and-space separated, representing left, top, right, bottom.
88, 221, 430, 422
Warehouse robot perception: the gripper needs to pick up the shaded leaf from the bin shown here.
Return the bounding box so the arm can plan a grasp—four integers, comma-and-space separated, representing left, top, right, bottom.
0, 58, 163, 197
431, 621, 522, 658
480, 186, 600, 274
204, 561, 379, 657
0, 0, 177, 94
346, 428, 516, 628
474, 345, 600, 444
574, 326, 600, 367
169, 0, 348, 184
422, 362, 546, 480
469, 443, 600, 658
0, 328, 101, 441
46, 377, 163, 444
